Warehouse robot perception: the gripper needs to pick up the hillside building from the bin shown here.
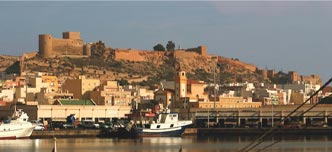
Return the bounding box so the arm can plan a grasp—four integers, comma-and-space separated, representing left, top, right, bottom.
62, 75, 100, 99
0, 88, 14, 102
90, 81, 132, 106
15, 72, 59, 104
154, 89, 174, 109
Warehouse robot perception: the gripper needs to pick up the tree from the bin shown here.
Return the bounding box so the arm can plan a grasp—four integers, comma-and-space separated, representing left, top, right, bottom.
91, 40, 106, 57
118, 79, 129, 86
153, 44, 165, 51
166, 41, 175, 51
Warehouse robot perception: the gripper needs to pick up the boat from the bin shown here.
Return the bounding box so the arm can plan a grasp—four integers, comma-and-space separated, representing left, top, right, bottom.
0, 109, 35, 139
132, 109, 192, 137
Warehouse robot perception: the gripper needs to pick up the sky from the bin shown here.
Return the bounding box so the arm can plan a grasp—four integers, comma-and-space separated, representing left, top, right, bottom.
0, 1, 331, 82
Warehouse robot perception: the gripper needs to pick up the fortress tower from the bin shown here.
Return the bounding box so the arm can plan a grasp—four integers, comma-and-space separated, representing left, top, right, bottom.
39, 34, 53, 58
289, 71, 299, 82
63, 31, 81, 40
83, 43, 92, 56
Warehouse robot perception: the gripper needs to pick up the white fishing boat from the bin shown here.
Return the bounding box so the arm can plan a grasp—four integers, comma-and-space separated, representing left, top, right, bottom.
0, 109, 35, 139
133, 109, 192, 137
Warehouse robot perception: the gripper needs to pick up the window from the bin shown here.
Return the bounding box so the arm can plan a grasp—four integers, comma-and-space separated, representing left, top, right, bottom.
170, 124, 174, 127
157, 125, 160, 128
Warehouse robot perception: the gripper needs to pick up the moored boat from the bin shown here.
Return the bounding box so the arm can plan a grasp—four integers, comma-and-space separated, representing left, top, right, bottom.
0, 109, 35, 139
132, 109, 192, 137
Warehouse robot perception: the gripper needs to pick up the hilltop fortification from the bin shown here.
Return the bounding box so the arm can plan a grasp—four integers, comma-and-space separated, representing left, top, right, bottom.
39, 32, 91, 58
1, 31, 321, 87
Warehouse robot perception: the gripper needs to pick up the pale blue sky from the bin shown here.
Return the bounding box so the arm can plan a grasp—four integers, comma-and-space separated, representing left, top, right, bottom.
0, 1, 331, 82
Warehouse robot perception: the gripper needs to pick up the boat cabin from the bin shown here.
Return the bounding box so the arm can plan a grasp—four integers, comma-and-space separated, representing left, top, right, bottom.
157, 112, 178, 123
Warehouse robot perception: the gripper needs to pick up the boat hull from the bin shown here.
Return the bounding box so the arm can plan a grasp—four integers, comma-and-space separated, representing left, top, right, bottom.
135, 125, 189, 137
0, 124, 34, 139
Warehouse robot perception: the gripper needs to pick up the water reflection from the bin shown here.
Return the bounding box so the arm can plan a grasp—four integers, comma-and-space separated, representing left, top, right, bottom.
0, 135, 332, 152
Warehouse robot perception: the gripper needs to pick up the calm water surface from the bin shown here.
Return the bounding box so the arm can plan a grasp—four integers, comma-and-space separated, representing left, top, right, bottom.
1, 135, 332, 152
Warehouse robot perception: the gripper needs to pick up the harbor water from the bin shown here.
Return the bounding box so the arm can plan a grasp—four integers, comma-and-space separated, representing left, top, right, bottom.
1, 135, 332, 152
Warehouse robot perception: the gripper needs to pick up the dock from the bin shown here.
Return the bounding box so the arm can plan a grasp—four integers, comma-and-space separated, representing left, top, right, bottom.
31, 127, 332, 139
31, 130, 101, 139
183, 128, 332, 137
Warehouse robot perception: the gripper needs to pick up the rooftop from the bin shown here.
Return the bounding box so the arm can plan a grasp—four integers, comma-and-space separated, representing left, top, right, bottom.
56, 99, 95, 105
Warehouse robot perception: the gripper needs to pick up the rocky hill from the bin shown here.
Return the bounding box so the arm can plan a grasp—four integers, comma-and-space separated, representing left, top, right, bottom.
1, 48, 321, 89
0, 55, 19, 74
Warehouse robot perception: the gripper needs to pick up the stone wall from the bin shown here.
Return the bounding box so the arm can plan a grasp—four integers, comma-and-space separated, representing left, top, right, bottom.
52, 38, 83, 56
173, 50, 200, 59
218, 57, 257, 72
114, 49, 165, 65
301, 75, 322, 85
185, 45, 207, 56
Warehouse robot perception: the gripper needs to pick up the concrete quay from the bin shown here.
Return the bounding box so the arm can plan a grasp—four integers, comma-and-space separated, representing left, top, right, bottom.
31, 130, 101, 139
31, 127, 332, 139
195, 128, 332, 137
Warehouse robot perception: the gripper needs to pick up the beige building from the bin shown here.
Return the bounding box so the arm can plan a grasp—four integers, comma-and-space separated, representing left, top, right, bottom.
290, 91, 306, 105
172, 71, 262, 110
137, 87, 154, 103
0, 105, 131, 122
189, 96, 261, 108
15, 73, 58, 103
0, 88, 14, 102
41, 75, 60, 93
154, 89, 174, 109
62, 75, 100, 99
186, 79, 207, 102
36, 89, 74, 105
90, 81, 132, 106
173, 71, 208, 109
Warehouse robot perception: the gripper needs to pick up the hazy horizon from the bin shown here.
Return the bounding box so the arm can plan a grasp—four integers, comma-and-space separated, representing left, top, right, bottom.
0, 1, 331, 82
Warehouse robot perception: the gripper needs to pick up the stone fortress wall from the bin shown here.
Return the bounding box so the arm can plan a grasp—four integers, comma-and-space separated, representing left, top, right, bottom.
39, 32, 90, 58
257, 69, 322, 85
218, 56, 257, 72
114, 45, 207, 64
114, 49, 167, 66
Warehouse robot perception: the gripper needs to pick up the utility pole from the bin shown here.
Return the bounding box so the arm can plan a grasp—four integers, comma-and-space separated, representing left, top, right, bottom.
213, 58, 218, 110
25, 62, 28, 105
213, 57, 218, 125
214, 63, 216, 110
272, 102, 274, 127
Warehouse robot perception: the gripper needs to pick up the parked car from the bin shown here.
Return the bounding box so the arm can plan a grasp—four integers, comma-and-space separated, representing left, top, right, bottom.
33, 123, 45, 131
63, 123, 76, 129
79, 120, 100, 129
30, 120, 45, 131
